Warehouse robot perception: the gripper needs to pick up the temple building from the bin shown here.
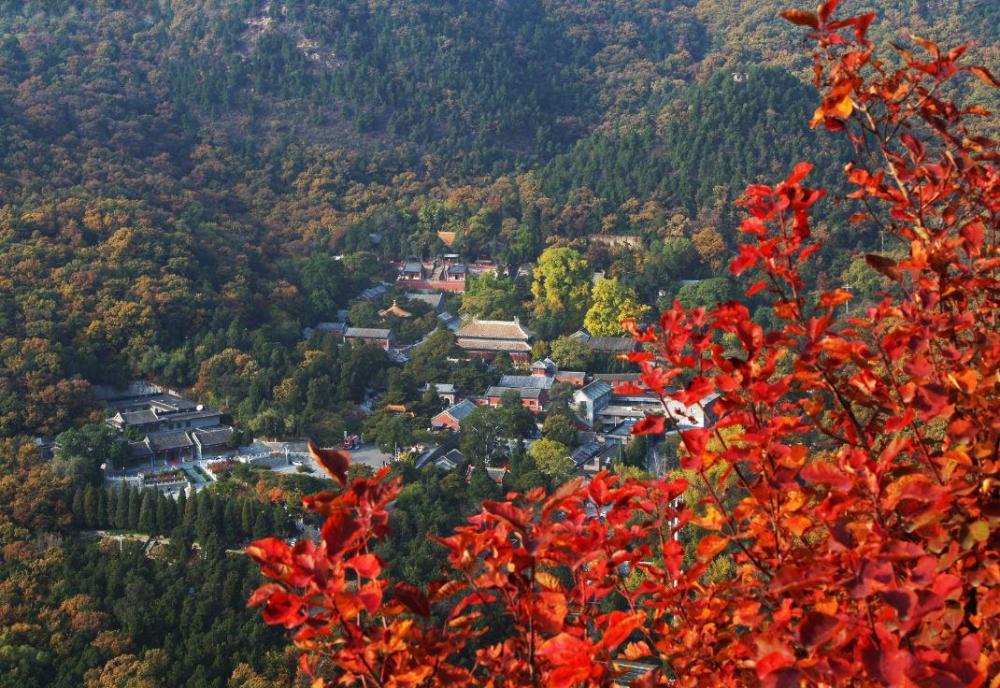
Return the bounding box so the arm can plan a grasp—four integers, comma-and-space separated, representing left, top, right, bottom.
455, 318, 533, 364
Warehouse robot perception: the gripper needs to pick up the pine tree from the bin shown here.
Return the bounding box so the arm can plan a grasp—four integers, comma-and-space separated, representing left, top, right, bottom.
240, 500, 255, 539
175, 489, 187, 527
252, 511, 271, 540
138, 490, 155, 533
83, 484, 99, 529
96, 488, 107, 529
71, 487, 85, 528
155, 494, 173, 534
182, 489, 197, 527
106, 487, 118, 529
195, 494, 216, 545
469, 464, 500, 502
114, 486, 129, 530
276, 504, 291, 538
127, 486, 141, 530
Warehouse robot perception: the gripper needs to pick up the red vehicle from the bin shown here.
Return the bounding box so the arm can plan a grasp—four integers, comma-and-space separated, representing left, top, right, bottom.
342, 435, 360, 450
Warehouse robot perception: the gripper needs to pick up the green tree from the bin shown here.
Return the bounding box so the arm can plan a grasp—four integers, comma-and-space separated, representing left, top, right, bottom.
137, 490, 155, 533
459, 406, 509, 467
175, 489, 187, 527
83, 485, 99, 529
71, 487, 85, 527
531, 247, 591, 328
542, 413, 577, 447
584, 278, 650, 336
676, 277, 733, 309
252, 511, 272, 540
498, 390, 536, 440
548, 336, 591, 371
460, 274, 525, 319
363, 412, 414, 454
528, 438, 574, 485
407, 329, 461, 382
114, 486, 129, 530
347, 301, 379, 328
155, 494, 173, 534
182, 491, 197, 528
240, 500, 255, 537
53, 423, 127, 484
469, 465, 500, 502
299, 254, 346, 320
105, 487, 118, 529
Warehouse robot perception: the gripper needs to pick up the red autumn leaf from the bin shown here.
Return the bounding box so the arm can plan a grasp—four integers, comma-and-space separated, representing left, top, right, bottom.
601, 611, 644, 650
346, 553, 381, 579
785, 161, 814, 185
632, 414, 666, 435
800, 461, 854, 493
542, 477, 583, 517
910, 34, 940, 58
959, 220, 985, 251
963, 65, 1000, 86
675, 376, 715, 405
780, 9, 819, 29
798, 611, 839, 648
247, 583, 285, 609
246, 537, 290, 565
321, 509, 362, 557
308, 441, 351, 485
537, 632, 590, 666
532, 591, 568, 633
623, 640, 652, 660
696, 534, 729, 562
392, 582, 431, 617
356, 585, 383, 614
482, 500, 530, 530
818, 0, 841, 22
260, 589, 305, 627
680, 427, 710, 457
745, 280, 768, 297
547, 665, 593, 688
755, 650, 795, 678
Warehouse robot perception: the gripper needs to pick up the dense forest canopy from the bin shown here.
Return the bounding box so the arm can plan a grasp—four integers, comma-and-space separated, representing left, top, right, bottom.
0, 2, 997, 686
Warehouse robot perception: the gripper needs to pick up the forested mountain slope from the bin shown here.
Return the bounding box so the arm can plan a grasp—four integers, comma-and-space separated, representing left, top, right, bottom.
542, 68, 849, 214
0, 0, 996, 436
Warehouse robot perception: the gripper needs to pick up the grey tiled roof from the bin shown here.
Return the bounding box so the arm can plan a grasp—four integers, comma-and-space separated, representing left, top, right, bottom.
149, 431, 194, 451
127, 440, 154, 458
346, 327, 393, 339
571, 441, 605, 465
498, 375, 553, 390
587, 336, 637, 352
578, 380, 613, 400
193, 426, 234, 447
314, 322, 347, 334
436, 399, 478, 423
406, 292, 444, 309
487, 386, 542, 400
119, 410, 159, 426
